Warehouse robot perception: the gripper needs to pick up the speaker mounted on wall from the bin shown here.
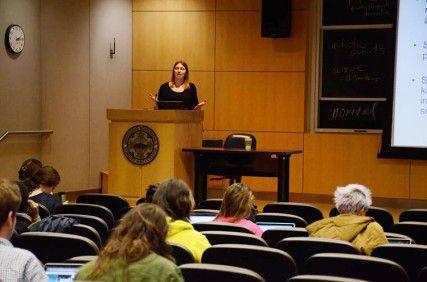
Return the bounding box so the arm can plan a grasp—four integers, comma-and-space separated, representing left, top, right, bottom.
261, 0, 292, 38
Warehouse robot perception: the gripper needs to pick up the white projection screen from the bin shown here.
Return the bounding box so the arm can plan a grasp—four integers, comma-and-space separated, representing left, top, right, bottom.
391, 0, 427, 148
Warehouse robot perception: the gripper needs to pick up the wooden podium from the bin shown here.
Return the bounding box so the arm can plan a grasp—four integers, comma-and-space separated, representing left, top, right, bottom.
107, 109, 203, 204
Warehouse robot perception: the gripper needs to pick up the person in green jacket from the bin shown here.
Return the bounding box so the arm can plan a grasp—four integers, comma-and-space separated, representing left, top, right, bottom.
306, 184, 388, 255
153, 178, 211, 262
75, 203, 183, 282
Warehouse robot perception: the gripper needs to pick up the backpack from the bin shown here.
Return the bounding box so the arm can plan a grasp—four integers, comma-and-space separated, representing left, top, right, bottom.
29, 215, 79, 233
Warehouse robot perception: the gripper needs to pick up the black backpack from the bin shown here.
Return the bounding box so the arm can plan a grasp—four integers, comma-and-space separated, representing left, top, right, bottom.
29, 215, 79, 233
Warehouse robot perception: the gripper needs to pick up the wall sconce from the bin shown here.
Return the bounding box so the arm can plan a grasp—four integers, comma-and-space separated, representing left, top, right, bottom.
110, 37, 116, 57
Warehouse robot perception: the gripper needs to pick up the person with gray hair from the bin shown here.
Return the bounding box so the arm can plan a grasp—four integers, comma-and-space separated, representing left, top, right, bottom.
306, 184, 387, 255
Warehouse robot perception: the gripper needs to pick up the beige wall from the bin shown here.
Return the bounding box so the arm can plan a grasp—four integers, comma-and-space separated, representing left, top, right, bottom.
0, 0, 42, 180
132, 0, 427, 200
41, 0, 132, 191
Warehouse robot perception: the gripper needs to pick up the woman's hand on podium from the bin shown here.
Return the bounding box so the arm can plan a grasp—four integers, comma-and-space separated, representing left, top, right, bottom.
194, 101, 206, 110
149, 93, 158, 102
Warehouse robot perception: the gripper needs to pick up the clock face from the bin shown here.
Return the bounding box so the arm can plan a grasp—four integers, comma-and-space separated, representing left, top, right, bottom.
5, 25, 25, 54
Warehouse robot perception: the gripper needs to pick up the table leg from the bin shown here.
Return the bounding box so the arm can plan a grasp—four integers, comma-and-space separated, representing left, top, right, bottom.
193, 155, 208, 205
277, 155, 290, 202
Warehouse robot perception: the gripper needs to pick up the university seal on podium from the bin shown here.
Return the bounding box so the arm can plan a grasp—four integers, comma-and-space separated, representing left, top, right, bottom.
122, 125, 159, 165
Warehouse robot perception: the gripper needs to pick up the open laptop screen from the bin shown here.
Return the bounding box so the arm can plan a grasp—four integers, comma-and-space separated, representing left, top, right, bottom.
257, 222, 295, 231
189, 215, 216, 224
45, 263, 82, 282
156, 100, 186, 110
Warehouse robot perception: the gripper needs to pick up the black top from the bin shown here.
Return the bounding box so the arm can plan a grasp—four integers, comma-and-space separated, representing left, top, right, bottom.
30, 192, 61, 214
157, 82, 198, 110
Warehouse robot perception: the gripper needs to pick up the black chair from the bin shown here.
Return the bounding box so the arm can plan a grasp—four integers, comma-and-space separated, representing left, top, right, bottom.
262, 227, 308, 247
197, 199, 222, 210
255, 213, 307, 227
180, 263, 264, 282
202, 231, 267, 246
12, 232, 99, 264
16, 213, 32, 226
193, 222, 254, 234
372, 244, 427, 282
118, 206, 133, 219
53, 203, 115, 229
170, 242, 195, 266
288, 275, 370, 282
202, 244, 296, 282
305, 253, 409, 282
330, 206, 395, 232
385, 232, 415, 243
76, 193, 130, 220
66, 255, 97, 263
417, 266, 427, 282
390, 222, 427, 244
55, 213, 109, 244
38, 203, 50, 219
68, 224, 102, 248
263, 203, 323, 224
400, 209, 427, 223
277, 237, 360, 273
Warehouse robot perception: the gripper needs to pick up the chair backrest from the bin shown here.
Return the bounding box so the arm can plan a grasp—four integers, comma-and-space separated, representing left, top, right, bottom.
224, 133, 256, 150
277, 237, 360, 273
262, 227, 308, 248
55, 213, 109, 244
76, 193, 130, 220
16, 213, 32, 225
170, 242, 195, 266
400, 209, 427, 223
372, 244, 427, 282
66, 255, 97, 264
68, 224, 102, 248
255, 213, 307, 227
202, 244, 296, 282
330, 206, 395, 232
198, 199, 223, 210
390, 222, 427, 245
288, 274, 370, 282
53, 203, 115, 229
202, 231, 268, 246
305, 253, 409, 282
263, 202, 323, 224
180, 263, 264, 282
193, 221, 254, 234
12, 232, 99, 264
38, 203, 50, 219
417, 266, 427, 282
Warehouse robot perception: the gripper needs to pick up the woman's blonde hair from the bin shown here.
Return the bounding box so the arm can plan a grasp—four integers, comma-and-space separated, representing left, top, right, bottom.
217, 183, 254, 221
169, 60, 190, 90
86, 203, 173, 280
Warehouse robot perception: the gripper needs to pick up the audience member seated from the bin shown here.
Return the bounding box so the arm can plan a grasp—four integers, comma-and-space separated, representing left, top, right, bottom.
0, 179, 47, 281
18, 158, 42, 193
14, 181, 40, 233
76, 203, 183, 282
306, 184, 387, 255
29, 166, 62, 213
214, 183, 263, 237
153, 178, 211, 262
137, 184, 159, 205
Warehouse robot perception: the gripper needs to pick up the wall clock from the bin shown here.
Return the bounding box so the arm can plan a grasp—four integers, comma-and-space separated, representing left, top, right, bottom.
5, 24, 25, 54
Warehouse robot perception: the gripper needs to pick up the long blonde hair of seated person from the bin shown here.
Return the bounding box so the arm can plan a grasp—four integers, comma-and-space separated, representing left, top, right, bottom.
217, 183, 255, 222
85, 203, 174, 280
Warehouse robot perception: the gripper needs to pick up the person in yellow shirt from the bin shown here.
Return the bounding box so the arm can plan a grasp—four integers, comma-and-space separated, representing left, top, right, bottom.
153, 178, 211, 262
306, 184, 388, 255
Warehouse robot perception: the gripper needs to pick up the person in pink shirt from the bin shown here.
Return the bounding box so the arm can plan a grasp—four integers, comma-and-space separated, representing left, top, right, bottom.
214, 183, 263, 237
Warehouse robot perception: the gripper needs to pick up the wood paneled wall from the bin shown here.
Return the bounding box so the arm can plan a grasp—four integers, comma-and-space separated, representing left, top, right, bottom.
132, 0, 427, 200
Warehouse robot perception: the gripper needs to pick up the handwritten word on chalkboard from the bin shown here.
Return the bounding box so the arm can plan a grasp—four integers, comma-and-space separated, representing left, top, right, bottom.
319, 101, 385, 129
322, 29, 394, 99
323, 0, 396, 25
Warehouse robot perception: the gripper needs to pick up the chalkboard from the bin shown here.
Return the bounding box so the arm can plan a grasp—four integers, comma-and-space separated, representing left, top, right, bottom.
319, 101, 386, 129
321, 29, 395, 98
323, 0, 397, 26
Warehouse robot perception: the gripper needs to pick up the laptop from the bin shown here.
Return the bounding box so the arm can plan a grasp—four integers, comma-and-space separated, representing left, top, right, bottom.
156, 100, 186, 110
45, 263, 83, 282
189, 214, 216, 224
257, 222, 295, 231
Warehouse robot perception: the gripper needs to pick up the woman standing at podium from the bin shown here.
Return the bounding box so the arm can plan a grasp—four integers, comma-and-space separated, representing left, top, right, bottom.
150, 61, 205, 110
